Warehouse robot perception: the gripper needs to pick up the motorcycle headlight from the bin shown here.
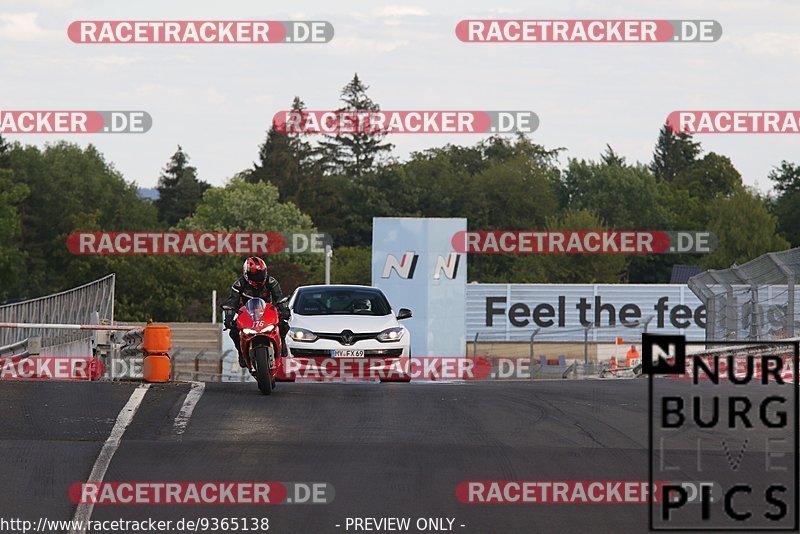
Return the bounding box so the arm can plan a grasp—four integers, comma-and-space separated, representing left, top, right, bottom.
289, 327, 317, 342
242, 328, 258, 335
376, 327, 404, 343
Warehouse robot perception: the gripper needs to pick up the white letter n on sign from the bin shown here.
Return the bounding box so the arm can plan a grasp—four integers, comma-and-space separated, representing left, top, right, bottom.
382, 252, 418, 279
433, 252, 461, 280
652, 342, 676, 366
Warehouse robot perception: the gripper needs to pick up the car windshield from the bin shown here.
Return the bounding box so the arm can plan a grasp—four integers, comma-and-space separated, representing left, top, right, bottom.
293, 288, 392, 316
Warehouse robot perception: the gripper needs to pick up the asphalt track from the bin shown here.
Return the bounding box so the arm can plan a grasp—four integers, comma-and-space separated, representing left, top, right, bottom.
0, 379, 796, 534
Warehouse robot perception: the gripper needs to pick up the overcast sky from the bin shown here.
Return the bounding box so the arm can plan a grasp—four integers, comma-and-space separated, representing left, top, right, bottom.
1, 0, 799, 191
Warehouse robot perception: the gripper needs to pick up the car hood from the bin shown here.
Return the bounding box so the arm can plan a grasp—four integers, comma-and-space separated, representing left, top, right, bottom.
290, 313, 400, 334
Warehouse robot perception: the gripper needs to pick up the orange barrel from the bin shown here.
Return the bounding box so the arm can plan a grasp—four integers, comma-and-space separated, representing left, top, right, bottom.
143, 355, 171, 383
143, 324, 171, 383
143, 324, 171, 354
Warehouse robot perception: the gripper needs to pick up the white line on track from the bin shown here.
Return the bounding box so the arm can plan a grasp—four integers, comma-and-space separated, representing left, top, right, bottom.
173, 381, 205, 436
69, 383, 150, 534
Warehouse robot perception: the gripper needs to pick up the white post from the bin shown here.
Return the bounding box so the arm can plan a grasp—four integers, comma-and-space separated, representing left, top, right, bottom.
325, 245, 332, 285
212, 290, 217, 324
110, 343, 118, 381
110, 273, 116, 326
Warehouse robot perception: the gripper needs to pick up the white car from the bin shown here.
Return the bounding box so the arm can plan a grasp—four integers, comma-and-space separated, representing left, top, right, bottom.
285, 285, 412, 362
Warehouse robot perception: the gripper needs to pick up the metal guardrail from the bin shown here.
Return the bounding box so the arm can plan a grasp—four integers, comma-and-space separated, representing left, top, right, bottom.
0, 335, 94, 359
0, 274, 115, 348
689, 247, 800, 342
0, 337, 36, 358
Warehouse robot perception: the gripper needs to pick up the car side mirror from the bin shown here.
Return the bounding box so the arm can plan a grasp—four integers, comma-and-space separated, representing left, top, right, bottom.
396, 308, 412, 320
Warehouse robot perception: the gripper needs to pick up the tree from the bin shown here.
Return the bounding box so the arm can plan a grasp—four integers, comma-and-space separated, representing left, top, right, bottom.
769, 160, 800, 195
771, 192, 800, 247
293, 173, 349, 245
100, 255, 207, 321
177, 178, 318, 266
4, 141, 158, 299
333, 168, 404, 247
307, 246, 371, 285
560, 157, 671, 229
316, 74, 393, 178
626, 183, 706, 283
560, 154, 691, 284
600, 144, 625, 166
0, 134, 10, 168
769, 161, 800, 246
155, 146, 210, 226
672, 152, 741, 200
701, 187, 789, 269
382, 136, 563, 281
177, 178, 320, 315
178, 178, 314, 233
247, 97, 318, 203
406, 135, 561, 227
651, 123, 701, 182
466, 150, 559, 230
509, 208, 627, 283
0, 168, 28, 299
87, 178, 321, 322
556, 147, 737, 283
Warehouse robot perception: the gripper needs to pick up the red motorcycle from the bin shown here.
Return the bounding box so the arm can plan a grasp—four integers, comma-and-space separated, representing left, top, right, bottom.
235, 297, 286, 395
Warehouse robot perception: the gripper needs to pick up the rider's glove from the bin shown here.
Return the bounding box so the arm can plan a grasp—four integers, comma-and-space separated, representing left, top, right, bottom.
279, 307, 291, 321
223, 310, 235, 330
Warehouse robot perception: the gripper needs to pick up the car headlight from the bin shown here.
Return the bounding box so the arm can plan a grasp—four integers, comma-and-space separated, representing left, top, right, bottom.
376, 327, 404, 343
289, 327, 317, 342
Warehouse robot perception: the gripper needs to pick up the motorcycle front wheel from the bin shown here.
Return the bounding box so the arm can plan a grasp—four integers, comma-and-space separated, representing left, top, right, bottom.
252, 345, 274, 395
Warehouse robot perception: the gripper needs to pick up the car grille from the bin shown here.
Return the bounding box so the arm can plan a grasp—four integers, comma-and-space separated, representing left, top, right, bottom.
289, 349, 334, 357
290, 348, 404, 358
314, 331, 380, 346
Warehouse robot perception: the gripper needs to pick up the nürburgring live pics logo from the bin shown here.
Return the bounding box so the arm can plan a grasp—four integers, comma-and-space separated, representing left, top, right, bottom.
645, 333, 799, 531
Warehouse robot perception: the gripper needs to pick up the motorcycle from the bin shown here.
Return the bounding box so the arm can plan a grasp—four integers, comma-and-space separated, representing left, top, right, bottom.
235, 297, 288, 395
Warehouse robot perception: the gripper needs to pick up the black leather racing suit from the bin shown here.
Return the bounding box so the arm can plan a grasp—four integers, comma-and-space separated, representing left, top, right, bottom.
222, 275, 290, 360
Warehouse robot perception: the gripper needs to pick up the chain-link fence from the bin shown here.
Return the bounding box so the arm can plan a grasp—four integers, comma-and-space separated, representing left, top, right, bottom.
0, 274, 115, 349
688, 247, 800, 342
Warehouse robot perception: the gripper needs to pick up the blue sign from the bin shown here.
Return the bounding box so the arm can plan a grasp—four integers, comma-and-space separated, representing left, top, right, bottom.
372, 217, 467, 356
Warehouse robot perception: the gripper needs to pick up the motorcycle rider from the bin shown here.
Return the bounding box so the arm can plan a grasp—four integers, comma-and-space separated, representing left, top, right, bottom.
222, 256, 291, 368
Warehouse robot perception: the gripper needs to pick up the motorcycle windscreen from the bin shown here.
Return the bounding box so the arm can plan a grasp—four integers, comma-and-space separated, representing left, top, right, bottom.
245, 297, 267, 321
